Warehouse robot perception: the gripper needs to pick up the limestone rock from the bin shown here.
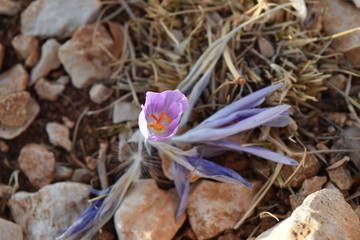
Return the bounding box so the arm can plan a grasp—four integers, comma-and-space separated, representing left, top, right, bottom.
187, 180, 261, 240
21, 0, 101, 38
18, 144, 56, 188
59, 21, 124, 88
30, 39, 61, 85
0, 98, 40, 139
327, 165, 353, 190
89, 84, 113, 104
0, 64, 29, 99
46, 122, 72, 151
0, 0, 21, 16
113, 102, 140, 124
8, 182, 89, 240
12, 34, 40, 68
115, 179, 186, 240
34, 78, 65, 101
0, 91, 30, 127
256, 189, 360, 240
0, 218, 23, 240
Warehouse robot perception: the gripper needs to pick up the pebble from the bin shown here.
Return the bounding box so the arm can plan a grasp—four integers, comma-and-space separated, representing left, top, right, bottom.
258, 37, 274, 58
30, 39, 61, 85
56, 75, 70, 85
0, 184, 12, 198
0, 218, 23, 240
0, 97, 40, 139
327, 112, 347, 127
0, 91, 30, 127
115, 179, 186, 240
112, 102, 140, 124
12, 34, 40, 68
0, 64, 29, 99
59, 21, 124, 88
280, 153, 321, 187
34, 78, 65, 101
187, 180, 261, 240
21, 0, 101, 38
71, 168, 94, 183
89, 84, 113, 104
18, 144, 56, 188
0, 0, 21, 16
46, 122, 72, 151
256, 189, 360, 240
318, 0, 360, 66
327, 165, 353, 190
53, 164, 73, 181
8, 182, 89, 240
0, 139, 9, 152
354, 0, 360, 8
61, 116, 74, 129
0, 44, 4, 70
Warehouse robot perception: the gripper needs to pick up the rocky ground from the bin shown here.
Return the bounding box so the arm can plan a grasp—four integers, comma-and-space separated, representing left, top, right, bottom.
0, 0, 360, 240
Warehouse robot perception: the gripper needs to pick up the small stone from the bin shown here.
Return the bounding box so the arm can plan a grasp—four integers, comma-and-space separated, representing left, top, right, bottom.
113, 102, 140, 124
327, 74, 347, 91
258, 37, 274, 58
327, 165, 353, 190
327, 112, 347, 127
0, 218, 23, 240
8, 182, 89, 240
354, 0, 360, 8
0, 64, 29, 99
71, 168, 94, 183
0, 98, 40, 139
188, 180, 261, 240
61, 116, 74, 129
18, 144, 56, 188
89, 84, 113, 104
21, 0, 101, 38
281, 153, 322, 187
0, 139, 9, 152
56, 75, 70, 85
12, 34, 40, 68
115, 179, 186, 240
85, 156, 96, 170
30, 39, 61, 85
46, 122, 72, 151
0, 0, 21, 16
53, 165, 73, 181
0, 184, 12, 198
0, 44, 4, 70
256, 189, 360, 240
59, 21, 124, 88
0, 91, 30, 127
34, 78, 65, 101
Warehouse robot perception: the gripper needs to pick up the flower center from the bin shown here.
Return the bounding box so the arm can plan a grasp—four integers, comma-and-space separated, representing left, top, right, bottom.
148, 112, 172, 132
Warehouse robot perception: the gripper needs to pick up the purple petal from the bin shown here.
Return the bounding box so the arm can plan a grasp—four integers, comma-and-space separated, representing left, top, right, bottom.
171, 161, 190, 220
207, 139, 299, 165
185, 156, 252, 188
199, 83, 283, 126
174, 105, 290, 142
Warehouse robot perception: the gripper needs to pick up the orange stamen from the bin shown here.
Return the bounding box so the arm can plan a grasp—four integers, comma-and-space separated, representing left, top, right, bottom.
148, 112, 172, 131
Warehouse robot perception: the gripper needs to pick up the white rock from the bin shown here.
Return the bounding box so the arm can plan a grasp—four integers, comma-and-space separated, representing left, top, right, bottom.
18, 144, 56, 188
0, 0, 21, 16
8, 182, 89, 240
0, 91, 30, 127
256, 189, 360, 240
0, 64, 29, 99
0, 44, 4, 70
0, 218, 23, 240
113, 102, 140, 123
12, 34, 40, 68
187, 180, 261, 240
89, 84, 113, 104
34, 78, 65, 101
30, 39, 61, 85
21, 0, 101, 38
59, 21, 124, 88
353, 0, 360, 8
115, 179, 186, 240
56, 75, 70, 85
0, 98, 40, 139
46, 122, 72, 151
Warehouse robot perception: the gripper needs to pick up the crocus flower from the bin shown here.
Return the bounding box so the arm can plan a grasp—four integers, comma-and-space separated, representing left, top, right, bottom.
139, 90, 188, 141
